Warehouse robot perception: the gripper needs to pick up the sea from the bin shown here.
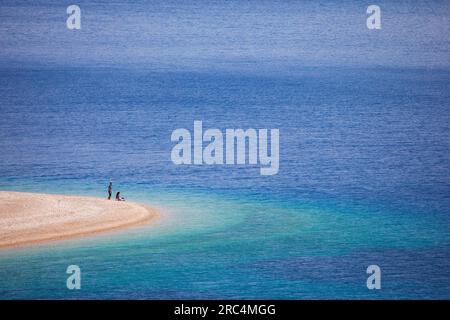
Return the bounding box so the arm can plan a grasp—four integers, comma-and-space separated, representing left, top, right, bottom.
0, 0, 449, 299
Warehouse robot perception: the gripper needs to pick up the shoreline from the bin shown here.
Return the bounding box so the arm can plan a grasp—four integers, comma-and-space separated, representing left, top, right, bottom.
0, 191, 160, 249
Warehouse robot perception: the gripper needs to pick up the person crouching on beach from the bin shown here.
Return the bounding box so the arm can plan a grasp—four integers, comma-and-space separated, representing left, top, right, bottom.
108, 182, 113, 200
115, 191, 125, 201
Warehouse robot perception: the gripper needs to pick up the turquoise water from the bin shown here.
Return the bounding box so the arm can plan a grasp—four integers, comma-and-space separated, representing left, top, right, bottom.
0, 181, 449, 299
0, 1, 450, 299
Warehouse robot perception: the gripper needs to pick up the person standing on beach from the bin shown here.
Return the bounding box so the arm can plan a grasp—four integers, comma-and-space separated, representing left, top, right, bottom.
107, 182, 112, 200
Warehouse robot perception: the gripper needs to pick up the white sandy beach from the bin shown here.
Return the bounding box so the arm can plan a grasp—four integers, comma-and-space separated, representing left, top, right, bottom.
0, 191, 159, 249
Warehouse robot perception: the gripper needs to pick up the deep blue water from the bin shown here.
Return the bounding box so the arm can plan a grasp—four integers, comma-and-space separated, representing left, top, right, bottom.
0, 66, 449, 299
0, 0, 450, 299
